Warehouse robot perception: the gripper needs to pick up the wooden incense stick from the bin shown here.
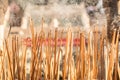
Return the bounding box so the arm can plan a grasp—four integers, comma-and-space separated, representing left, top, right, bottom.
107, 29, 116, 80
5, 39, 13, 80
92, 27, 98, 79
114, 30, 119, 80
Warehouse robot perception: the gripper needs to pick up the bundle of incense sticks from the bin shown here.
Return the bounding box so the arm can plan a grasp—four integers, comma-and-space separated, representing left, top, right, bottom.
1, 18, 120, 80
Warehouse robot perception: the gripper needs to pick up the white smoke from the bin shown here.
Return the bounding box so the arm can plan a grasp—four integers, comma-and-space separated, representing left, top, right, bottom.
22, 2, 90, 29
96, 0, 104, 14
0, 7, 11, 50
0, 25, 4, 50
